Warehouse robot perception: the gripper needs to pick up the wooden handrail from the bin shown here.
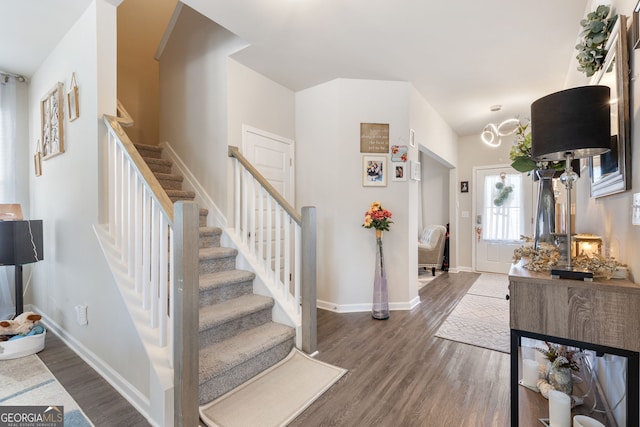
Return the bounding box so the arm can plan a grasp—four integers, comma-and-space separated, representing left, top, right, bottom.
228, 146, 301, 224
116, 99, 134, 127
104, 115, 174, 222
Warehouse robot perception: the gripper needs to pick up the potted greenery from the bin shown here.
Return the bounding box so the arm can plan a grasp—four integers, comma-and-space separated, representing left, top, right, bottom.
537, 342, 580, 395
575, 5, 617, 78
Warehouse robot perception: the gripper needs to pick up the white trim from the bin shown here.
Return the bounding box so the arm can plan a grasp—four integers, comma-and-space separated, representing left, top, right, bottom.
33, 306, 157, 426
451, 266, 473, 273
155, 3, 184, 60
159, 141, 227, 228
317, 297, 420, 313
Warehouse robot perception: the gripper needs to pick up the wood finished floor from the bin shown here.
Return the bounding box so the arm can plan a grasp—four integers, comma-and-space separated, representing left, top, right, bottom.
35, 272, 538, 426
289, 271, 514, 427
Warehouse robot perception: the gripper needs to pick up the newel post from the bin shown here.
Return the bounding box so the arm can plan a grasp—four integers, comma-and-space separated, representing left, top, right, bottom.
301, 206, 317, 354
172, 201, 200, 426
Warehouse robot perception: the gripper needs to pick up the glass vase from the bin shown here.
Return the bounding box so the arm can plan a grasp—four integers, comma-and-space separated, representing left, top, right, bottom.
372, 230, 390, 320
547, 364, 573, 395
534, 169, 556, 250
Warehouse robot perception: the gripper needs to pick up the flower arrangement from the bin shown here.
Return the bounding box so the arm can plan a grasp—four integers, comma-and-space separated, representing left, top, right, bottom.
536, 342, 580, 372
575, 5, 617, 78
509, 121, 565, 174
362, 201, 393, 232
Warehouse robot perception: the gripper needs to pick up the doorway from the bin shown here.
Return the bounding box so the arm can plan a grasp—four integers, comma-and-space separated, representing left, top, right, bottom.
473, 165, 533, 273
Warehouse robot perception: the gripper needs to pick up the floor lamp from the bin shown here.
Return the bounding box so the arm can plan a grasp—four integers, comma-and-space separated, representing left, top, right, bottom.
530, 86, 611, 280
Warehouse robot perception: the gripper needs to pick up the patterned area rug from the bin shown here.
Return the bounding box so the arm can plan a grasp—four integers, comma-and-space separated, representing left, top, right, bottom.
0, 354, 94, 426
434, 273, 510, 353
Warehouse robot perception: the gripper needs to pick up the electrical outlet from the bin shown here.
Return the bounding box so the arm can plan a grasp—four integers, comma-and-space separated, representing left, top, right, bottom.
75, 305, 88, 325
633, 193, 640, 226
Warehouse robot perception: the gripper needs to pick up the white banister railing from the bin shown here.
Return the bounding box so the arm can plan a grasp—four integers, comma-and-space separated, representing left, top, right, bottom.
102, 107, 199, 425
104, 115, 175, 349
228, 146, 317, 353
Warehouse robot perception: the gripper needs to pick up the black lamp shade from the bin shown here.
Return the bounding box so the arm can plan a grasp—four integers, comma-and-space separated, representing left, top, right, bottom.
531, 86, 611, 162
0, 220, 43, 265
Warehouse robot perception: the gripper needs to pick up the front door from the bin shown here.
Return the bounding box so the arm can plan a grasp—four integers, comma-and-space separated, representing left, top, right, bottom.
474, 165, 533, 273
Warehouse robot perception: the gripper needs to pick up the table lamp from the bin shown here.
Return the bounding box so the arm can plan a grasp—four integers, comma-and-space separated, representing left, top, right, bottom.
531, 86, 611, 280
0, 219, 44, 315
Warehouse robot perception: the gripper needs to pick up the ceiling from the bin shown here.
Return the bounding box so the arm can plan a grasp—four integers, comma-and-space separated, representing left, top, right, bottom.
2, 0, 591, 137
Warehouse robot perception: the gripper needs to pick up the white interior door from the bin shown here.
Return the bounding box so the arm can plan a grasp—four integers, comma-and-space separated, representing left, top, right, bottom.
242, 126, 295, 282
242, 125, 294, 205
474, 166, 533, 273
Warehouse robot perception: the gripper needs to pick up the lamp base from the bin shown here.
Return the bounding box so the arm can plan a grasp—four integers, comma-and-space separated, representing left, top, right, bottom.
550, 266, 594, 281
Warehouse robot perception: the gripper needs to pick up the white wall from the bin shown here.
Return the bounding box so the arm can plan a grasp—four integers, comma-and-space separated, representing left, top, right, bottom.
570, 0, 640, 285
296, 79, 419, 311
419, 151, 450, 230
409, 87, 459, 269
158, 5, 248, 221
227, 59, 295, 146
27, 0, 152, 415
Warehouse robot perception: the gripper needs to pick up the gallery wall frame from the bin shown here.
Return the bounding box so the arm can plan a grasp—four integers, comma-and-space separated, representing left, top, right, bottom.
41, 82, 64, 160
392, 163, 407, 182
363, 155, 387, 187
67, 72, 79, 122
589, 15, 631, 198
360, 123, 389, 153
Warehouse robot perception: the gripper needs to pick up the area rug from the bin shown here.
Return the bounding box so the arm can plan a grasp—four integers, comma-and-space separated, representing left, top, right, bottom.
434, 273, 510, 353
0, 354, 94, 426
200, 349, 347, 427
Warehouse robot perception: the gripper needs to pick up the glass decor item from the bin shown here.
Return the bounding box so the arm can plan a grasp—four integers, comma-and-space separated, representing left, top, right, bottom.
372, 230, 390, 320
533, 169, 556, 249
547, 364, 573, 395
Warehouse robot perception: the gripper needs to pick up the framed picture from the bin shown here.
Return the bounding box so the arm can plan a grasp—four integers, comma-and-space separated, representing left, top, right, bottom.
363, 155, 387, 187
41, 82, 64, 160
409, 129, 416, 147
390, 145, 408, 162
634, 1, 640, 49
360, 123, 389, 153
67, 73, 79, 122
461, 181, 469, 193
34, 152, 42, 177
410, 160, 421, 181
392, 163, 407, 182
589, 16, 631, 197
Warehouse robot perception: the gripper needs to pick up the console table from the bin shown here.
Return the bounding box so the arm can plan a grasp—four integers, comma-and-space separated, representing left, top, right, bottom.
509, 262, 640, 426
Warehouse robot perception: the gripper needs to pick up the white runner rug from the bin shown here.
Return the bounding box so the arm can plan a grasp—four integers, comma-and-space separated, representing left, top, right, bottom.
0, 354, 94, 426
200, 349, 347, 427
434, 273, 510, 353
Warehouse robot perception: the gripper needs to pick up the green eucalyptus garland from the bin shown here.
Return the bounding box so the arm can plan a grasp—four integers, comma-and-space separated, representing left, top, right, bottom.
575, 5, 617, 78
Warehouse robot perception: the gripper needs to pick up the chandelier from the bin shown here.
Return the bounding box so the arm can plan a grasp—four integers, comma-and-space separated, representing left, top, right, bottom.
481, 118, 520, 147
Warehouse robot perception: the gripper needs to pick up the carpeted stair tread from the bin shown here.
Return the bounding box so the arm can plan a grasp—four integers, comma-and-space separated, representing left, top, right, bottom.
200, 247, 237, 260
199, 269, 255, 292
199, 322, 295, 382
143, 157, 172, 167
200, 227, 222, 237
134, 143, 163, 152
154, 172, 183, 182
166, 189, 196, 201
199, 294, 273, 330
134, 143, 163, 159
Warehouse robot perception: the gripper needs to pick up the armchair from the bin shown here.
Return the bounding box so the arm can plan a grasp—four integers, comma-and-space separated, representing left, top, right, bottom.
418, 225, 446, 276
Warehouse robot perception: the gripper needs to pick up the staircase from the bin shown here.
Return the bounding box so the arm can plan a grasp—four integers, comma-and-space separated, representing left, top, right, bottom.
135, 143, 295, 405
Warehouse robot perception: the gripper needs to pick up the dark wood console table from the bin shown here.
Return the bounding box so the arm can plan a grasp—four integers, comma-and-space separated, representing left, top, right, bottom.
509, 262, 640, 426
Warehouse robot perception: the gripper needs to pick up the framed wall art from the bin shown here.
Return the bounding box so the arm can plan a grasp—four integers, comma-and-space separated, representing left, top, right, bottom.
363, 155, 387, 187
67, 72, 79, 122
41, 82, 64, 160
360, 123, 389, 153
392, 163, 407, 182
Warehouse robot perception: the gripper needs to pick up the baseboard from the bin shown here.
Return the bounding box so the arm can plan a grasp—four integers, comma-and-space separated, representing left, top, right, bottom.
449, 266, 472, 273
159, 141, 227, 229
31, 305, 153, 425
317, 297, 420, 313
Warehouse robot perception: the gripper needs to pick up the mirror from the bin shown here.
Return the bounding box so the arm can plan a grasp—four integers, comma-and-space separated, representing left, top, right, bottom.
589, 15, 631, 198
